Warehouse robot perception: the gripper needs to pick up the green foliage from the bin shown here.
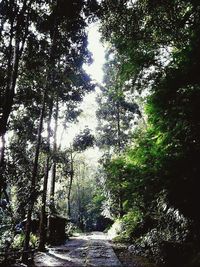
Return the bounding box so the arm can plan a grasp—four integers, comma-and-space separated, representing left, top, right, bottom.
29, 233, 38, 248
12, 234, 25, 249
0, 229, 13, 250
96, 51, 141, 153
65, 222, 81, 236
12, 233, 37, 249
0, 0, 99, 258
73, 127, 95, 151
1, 1, 200, 266
0, 207, 14, 250
116, 210, 142, 242
99, 1, 200, 265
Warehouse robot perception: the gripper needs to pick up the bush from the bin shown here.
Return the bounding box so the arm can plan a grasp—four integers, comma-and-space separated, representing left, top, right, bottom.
108, 211, 142, 242
66, 222, 83, 236
12, 233, 38, 249
30, 233, 38, 248
107, 219, 124, 240
12, 234, 25, 249
121, 210, 142, 239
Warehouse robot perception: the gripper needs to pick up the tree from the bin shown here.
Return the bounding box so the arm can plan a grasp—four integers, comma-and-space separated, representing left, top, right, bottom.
0, 0, 99, 257
99, 0, 200, 259
64, 128, 94, 218
0, 0, 40, 208
96, 52, 142, 217
96, 53, 141, 155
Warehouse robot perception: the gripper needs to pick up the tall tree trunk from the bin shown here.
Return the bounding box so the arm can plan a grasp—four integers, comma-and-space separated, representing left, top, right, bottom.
0, 135, 11, 212
50, 96, 59, 213
0, 0, 30, 200
22, 91, 46, 262
0, 0, 31, 136
67, 149, 74, 218
0, 135, 6, 199
0, 33, 20, 196
118, 185, 124, 218
76, 174, 82, 229
0, 135, 5, 175
22, 1, 58, 260
38, 104, 53, 251
116, 100, 124, 218
116, 100, 121, 153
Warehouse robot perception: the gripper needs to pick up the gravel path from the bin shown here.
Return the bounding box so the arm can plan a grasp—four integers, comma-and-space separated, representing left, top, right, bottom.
34, 232, 122, 267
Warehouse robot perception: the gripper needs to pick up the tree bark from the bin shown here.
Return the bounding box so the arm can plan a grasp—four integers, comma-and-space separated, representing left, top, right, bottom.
116, 100, 121, 153
118, 185, 124, 218
116, 100, 124, 217
0, 0, 30, 201
22, 0, 58, 260
50, 96, 59, 213
67, 149, 74, 218
0, 135, 6, 198
38, 104, 53, 251
0, 0, 30, 137
22, 91, 46, 262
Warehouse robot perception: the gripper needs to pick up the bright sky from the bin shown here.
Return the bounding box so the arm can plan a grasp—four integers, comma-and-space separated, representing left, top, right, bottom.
3, 23, 105, 167
58, 23, 106, 155
84, 23, 105, 84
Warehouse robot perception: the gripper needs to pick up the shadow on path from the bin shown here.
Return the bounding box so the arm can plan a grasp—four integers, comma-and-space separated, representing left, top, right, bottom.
34, 232, 122, 267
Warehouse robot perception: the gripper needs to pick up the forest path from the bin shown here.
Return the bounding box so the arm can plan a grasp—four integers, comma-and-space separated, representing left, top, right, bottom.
34, 232, 122, 267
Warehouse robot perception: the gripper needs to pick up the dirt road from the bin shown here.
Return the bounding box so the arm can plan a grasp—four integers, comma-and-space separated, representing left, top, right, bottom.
34, 232, 122, 267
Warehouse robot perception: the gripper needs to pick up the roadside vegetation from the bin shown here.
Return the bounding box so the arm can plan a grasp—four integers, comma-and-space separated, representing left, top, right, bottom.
1, 1, 200, 267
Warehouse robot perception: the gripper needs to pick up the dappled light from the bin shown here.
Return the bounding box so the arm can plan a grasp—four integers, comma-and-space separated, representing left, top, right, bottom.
34, 232, 120, 267
1, 1, 200, 267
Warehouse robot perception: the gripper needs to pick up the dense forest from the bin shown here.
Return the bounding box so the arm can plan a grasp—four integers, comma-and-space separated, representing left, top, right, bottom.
1, 0, 200, 266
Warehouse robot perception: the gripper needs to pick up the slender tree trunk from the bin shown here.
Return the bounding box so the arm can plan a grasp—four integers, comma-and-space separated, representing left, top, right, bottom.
0, 0, 30, 138
38, 104, 53, 251
116, 100, 121, 153
118, 186, 124, 218
0, 135, 6, 198
67, 150, 74, 218
22, 91, 46, 262
50, 96, 59, 213
0, 135, 5, 172
0, 1, 29, 199
116, 100, 124, 218
0, 37, 20, 200
0, 34, 20, 195
0, 135, 11, 206
22, 1, 58, 260
76, 175, 82, 228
